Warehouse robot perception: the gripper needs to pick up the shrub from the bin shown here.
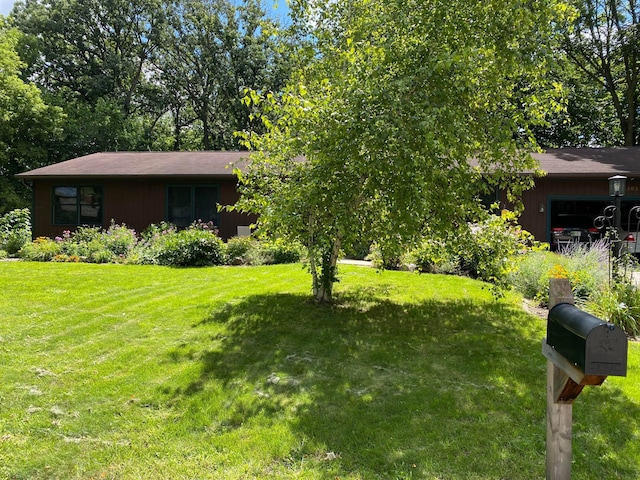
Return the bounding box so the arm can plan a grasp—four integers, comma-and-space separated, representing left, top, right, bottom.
140, 221, 176, 242
127, 222, 178, 265
102, 221, 137, 256
19, 237, 62, 262
155, 226, 225, 267
507, 250, 560, 305
406, 238, 461, 275
0, 250, 7, 260
508, 240, 611, 307
244, 238, 304, 265
225, 236, 257, 265
457, 212, 540, 286
260, 238, 304, 264
65, 226, 102, 244
0, 209, 31, 255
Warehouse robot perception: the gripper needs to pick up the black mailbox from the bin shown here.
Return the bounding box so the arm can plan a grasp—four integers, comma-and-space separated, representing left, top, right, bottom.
547, 303, 627, 377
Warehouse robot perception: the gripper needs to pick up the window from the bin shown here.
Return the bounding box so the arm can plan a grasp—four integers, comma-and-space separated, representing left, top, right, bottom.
53, 186, 103, 225
167, 185, 218, 227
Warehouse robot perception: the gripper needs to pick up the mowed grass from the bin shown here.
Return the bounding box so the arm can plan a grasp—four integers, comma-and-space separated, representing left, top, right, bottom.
0, 262, 639, 479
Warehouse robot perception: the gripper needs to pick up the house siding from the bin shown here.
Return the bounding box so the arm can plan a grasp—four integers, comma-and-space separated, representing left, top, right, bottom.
30, 177, 255, 241
511, 177, 640, 243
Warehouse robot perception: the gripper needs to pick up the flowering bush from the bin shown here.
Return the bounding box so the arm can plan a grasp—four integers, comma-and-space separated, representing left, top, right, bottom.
56, 226, 112, 263
102, 221, 137, 256
17, 220, 304, 268
406, 211, 542, 291
19, 237, 62, 261
509, 239, 611, 307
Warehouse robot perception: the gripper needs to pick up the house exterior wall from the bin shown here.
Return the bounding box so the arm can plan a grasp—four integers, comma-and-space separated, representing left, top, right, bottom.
30, 177, 256, 241
508, 177, 640, 243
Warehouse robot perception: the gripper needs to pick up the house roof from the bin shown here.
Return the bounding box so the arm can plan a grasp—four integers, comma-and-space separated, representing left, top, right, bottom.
16, 147, 640, 180
16, 151, 249, 179
532, 147, 640, 177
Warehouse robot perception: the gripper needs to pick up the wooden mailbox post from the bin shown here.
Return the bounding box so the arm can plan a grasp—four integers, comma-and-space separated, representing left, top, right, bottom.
542, 278, 628, 480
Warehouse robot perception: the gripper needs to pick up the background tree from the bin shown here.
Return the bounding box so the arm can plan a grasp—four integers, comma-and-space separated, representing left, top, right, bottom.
11, 0, 290, 154
237, 0, 568, 303
0, 16, 64, 213
157, 0, 290, 150
533, 60, 622, 147
559, 0, 640, 146
12, 0, 168, 156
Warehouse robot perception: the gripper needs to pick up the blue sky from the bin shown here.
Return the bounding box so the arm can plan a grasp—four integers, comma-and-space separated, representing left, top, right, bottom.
0, 1, 290, 22
0, 0, 13, 16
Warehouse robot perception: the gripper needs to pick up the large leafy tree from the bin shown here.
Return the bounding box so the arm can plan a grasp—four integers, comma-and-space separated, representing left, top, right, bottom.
559, 0, 640, 146
533, 60, 621, 147
237, 0, 568, 303
12, 0, 169, 156
0, 16, 63, 212
12, 0, 290, 154
156, 0, 290, 150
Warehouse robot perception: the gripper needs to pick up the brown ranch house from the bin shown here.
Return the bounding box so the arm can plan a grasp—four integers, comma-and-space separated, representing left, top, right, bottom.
16, 151, 256, 241
15, 147, 640, 246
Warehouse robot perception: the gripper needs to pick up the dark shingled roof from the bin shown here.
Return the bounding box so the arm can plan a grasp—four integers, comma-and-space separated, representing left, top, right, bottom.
16, 147, 640, 179
16, 151, 249, 179
532, 147, 640, 177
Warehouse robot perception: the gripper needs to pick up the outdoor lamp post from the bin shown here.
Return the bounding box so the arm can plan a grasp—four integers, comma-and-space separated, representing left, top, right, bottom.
609, 175, 627, 258
609, 175, 627, 197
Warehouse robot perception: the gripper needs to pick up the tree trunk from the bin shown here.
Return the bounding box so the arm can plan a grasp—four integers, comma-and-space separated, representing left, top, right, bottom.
311, 236, 342, 304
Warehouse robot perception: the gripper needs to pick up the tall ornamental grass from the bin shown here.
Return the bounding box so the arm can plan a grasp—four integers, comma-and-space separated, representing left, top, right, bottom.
508, 239, 640, 337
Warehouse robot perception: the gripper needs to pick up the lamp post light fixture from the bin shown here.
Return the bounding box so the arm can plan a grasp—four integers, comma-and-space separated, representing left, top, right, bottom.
608, 175, 627, 258
609, 175, 627, 197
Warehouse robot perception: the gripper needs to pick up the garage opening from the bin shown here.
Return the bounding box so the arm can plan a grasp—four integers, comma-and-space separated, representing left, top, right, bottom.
549, 199, 640, 250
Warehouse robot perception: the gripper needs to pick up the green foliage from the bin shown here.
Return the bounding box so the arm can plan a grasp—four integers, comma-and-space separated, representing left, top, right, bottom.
18, 237, 62, 261
507, 250, 561, 304
0, 19, 64, 212
456, 213, 542, 286
247, 237, 305, 266
10, 0, 290, 157
586, 281, 640, 337
402, 212, 543, 289
224, 236, 305, 266
0, 208, 31, 255
238, 0, 567, 302
225, 235, 257, 265
56, 226, 113, 263
508, 241, 610, 307
15, 221, 303, 268
154, 226, 225, 267
558, 0, 640, 146
102, 221, 138, 257
404, 238, 462, 275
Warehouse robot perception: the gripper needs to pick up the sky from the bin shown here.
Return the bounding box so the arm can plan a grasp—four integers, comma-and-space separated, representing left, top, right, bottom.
0, 0, 290, 22
0, 0, 13, 16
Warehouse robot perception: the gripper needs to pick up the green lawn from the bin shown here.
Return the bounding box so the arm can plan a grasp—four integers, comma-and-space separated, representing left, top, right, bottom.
0, 262, 638, 479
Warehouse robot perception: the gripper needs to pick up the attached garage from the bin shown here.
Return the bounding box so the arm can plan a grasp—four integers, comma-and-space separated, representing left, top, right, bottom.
513, 148, 640, 247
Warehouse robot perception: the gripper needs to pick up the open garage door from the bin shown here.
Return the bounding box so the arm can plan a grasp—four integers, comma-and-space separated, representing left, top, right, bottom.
549, 198, 640, 251
549, 199, 608, 250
